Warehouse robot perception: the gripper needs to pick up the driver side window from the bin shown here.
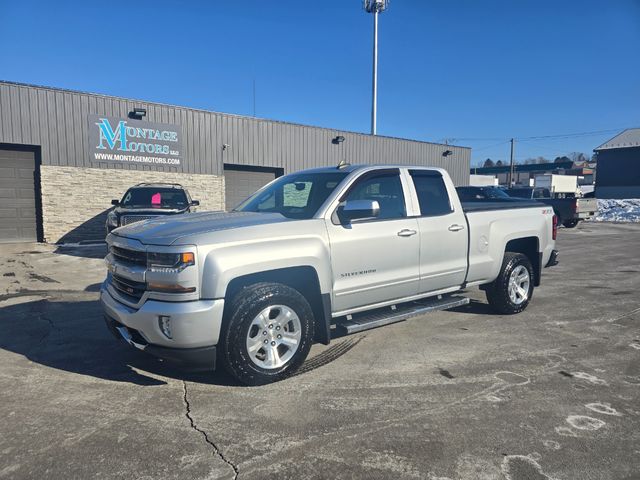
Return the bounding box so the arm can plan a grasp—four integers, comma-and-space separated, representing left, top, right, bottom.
344, 172, 406, 220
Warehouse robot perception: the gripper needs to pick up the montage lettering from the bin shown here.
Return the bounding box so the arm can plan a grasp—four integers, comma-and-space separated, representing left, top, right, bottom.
95, 118, 179, 156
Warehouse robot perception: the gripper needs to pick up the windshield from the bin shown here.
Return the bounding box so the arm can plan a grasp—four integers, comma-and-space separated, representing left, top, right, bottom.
507, 188, 533, 199
456, 187, 510, 201
120, 187, 189, 209
235, 171, 349, 219
485, 187, 510, 199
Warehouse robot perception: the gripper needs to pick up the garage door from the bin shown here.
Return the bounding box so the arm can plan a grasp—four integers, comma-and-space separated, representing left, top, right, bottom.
0, 150, 37, 243
224, 167, 276, 210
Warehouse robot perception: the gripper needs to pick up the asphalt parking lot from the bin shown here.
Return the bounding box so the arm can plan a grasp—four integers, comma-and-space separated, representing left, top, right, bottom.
1, 223, 639, 480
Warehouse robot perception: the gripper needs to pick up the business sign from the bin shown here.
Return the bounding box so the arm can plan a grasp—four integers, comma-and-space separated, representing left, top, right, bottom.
89, 115, 182, 167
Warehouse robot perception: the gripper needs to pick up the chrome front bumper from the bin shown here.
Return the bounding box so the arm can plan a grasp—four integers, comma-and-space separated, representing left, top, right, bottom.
100, 285, 225, 350
104, 315, 218, 369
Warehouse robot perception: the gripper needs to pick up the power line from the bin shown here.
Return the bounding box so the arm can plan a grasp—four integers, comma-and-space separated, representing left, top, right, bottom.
518, 128, 631, 141
471, 140, 512, 153
449, 126, 636, 144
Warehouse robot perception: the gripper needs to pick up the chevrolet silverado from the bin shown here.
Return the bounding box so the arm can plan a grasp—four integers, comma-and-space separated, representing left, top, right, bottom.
101, 165, 558, 385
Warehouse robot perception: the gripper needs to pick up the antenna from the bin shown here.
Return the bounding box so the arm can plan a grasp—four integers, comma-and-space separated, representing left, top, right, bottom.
337, 159, 351, 169
363, 1, 389, 135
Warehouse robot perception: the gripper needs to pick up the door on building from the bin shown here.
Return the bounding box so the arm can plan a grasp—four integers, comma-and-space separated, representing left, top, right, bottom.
0, 149, 38, 243
224, 165, 280, 211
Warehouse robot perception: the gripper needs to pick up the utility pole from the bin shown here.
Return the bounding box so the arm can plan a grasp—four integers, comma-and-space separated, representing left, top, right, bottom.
508, 138, 515, 186
252, 78, 256, 117
364, 1, 388, 135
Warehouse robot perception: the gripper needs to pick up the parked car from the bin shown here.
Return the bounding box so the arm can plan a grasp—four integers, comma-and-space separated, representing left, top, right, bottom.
101, 165, 558, 385
505, 186, 597, 228
106, 183, 199, 234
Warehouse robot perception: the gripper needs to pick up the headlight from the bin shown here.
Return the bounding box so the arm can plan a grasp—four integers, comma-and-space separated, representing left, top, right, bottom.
107, 212, 118, 227
147, 252, 195, 272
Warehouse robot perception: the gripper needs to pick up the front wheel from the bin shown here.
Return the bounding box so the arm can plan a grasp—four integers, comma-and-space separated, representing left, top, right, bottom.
485, 252, 534, 314
220, 282, 314, 385
563, 219, 579, 228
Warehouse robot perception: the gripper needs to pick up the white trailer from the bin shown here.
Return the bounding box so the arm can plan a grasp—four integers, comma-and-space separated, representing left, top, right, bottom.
534, 174, 578, 196
470, 174, 498, 186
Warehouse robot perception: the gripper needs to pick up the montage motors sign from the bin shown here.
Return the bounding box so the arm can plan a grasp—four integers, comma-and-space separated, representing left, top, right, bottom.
89, 115, 183, 167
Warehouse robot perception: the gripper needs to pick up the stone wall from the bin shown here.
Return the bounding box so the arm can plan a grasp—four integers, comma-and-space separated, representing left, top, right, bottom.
40, 165, 225, 243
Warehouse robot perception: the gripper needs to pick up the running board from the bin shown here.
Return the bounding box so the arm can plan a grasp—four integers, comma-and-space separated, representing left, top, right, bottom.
335, 295, 470, 335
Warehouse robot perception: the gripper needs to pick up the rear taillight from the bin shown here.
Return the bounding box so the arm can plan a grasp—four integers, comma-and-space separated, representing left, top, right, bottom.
552, 214, 558, 240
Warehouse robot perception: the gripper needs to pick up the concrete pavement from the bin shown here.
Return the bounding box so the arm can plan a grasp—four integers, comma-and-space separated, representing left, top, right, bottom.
1, 223, 639, 479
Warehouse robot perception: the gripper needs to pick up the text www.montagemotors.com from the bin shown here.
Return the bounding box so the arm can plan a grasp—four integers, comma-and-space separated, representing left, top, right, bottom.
94, 152, 180, 165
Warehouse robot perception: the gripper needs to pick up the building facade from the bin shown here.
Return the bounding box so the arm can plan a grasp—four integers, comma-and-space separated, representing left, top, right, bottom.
0, 81, 470, 244
594, 129, 640, 199
470, 161, 574, 187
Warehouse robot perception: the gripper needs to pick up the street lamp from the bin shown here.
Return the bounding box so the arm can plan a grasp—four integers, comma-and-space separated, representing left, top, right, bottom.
364, 0, 389, 135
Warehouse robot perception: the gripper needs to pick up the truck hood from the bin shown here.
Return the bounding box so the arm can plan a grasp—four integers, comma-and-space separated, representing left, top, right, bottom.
112, 211, 291, 245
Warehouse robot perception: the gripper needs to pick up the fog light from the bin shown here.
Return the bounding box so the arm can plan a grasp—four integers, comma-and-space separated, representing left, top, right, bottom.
158, 315, 172, 339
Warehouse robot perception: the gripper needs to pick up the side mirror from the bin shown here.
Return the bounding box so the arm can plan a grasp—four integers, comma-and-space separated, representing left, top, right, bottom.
339, 199, 380, 223
111, 199, 119, 206
191, 200, 200, 206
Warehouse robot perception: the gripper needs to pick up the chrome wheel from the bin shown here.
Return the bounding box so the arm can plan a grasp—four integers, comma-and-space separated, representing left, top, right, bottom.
245, 305, 302, 370
508, 265, 530, 305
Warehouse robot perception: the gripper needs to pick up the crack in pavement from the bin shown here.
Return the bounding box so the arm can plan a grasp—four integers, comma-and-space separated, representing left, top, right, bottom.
27, 302, 61, 353
182, 381, 239, 479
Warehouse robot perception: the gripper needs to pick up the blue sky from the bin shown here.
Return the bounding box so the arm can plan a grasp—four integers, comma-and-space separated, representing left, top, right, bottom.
1, 0, 638, 165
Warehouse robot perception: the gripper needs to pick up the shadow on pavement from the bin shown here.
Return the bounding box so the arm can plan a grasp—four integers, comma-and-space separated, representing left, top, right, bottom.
448, 298, 496, 316
84, 283, 102, 292
54, 244, 108, 260
0, 297, 240, 387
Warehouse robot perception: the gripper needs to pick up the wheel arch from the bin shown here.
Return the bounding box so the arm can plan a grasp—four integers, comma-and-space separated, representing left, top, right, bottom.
504, 236, 541, 286
224, 266, 332, 345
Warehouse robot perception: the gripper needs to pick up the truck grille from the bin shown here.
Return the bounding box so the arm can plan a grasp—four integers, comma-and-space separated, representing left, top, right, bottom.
110, 246, 147, 266
121, 215, 158, 226
111, 274, 146, 301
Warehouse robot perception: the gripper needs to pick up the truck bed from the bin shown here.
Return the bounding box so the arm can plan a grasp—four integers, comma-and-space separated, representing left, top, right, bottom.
461, 199, 542, 213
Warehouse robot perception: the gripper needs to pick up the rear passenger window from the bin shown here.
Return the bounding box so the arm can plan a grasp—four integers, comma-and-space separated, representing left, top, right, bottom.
410, 171, 453, 217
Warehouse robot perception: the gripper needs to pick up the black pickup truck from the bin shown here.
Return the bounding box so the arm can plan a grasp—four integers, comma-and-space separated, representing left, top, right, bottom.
506, 187, 597, 228
457, 186, 598, 228
106, 183, 199, 235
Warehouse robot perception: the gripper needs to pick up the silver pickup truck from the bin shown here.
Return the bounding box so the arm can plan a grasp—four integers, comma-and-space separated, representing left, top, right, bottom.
101, 164, 558, 385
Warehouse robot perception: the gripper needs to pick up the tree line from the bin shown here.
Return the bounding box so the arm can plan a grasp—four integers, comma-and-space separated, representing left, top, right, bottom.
481, 152, 592, 168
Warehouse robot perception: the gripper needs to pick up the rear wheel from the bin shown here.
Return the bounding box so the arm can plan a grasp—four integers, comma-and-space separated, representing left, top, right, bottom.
563, 219, 579, 228
485, 252, 534, 314
220, 282, 314, 385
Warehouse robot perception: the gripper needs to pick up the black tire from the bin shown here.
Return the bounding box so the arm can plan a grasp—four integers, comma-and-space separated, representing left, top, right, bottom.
485, 252, 534, 315
219, 282, 314, 385
563, 219, 579, 228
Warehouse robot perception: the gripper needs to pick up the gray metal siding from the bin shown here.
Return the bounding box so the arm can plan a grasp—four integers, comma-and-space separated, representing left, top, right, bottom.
0, 81, 471, 185
595, 147, 640, 188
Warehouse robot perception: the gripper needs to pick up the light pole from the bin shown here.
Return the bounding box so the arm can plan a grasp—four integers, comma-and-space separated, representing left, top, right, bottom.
364, 0, 389, 135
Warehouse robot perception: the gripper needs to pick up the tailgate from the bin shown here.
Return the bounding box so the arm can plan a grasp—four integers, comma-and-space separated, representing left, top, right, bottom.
577, 198, 598, 214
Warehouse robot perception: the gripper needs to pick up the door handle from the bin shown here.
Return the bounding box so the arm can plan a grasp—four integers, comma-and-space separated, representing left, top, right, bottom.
397, 229, 417, 237
448, 224, 465, 232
